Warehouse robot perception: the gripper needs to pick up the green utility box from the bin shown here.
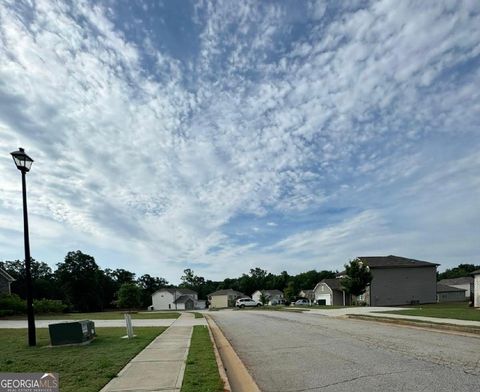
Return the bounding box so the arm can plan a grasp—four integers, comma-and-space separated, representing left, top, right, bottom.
48, 320, 96, 346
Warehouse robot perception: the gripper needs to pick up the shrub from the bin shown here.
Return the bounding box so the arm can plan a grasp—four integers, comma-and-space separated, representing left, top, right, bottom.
0, 294, 27, 314
0, 309, 15, 317
34, 298, 67, 313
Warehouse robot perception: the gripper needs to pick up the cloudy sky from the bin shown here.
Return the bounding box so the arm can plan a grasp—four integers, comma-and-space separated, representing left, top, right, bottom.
0, 0, 479, 283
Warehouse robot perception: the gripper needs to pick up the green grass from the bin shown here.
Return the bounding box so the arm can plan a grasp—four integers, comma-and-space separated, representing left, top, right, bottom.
181, 326, 223, 392
1, 311, 180, 320
0, 327, 165, 392
377, 302, 480, 322
191, 312, 204, 318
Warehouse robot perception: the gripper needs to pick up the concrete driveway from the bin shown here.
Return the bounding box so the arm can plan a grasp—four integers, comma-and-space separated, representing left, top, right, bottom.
210, 310, 480, 392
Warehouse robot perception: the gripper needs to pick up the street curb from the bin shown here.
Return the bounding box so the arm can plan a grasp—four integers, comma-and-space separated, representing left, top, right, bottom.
205, 317, 231, 392
347, 314, 480, 337
205, 314, 261, 392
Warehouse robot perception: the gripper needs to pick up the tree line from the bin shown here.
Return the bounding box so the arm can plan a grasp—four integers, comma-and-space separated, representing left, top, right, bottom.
1, 250, 168, 312
1, 249, 339, 311
2, 249, 476, 312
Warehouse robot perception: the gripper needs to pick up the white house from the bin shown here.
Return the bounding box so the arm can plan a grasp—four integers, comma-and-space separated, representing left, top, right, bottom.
313, 279, 350, 306
150, 288, 201, 310
472, 270, 480, 308
252, 289, 284, 305
438, 277, 473, 299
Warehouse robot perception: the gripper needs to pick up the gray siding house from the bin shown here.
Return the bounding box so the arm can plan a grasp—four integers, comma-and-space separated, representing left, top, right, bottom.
436, 283, 466, 303
345, 255, 438, 306
0, 268, 15, 295
438, 277, 473, 299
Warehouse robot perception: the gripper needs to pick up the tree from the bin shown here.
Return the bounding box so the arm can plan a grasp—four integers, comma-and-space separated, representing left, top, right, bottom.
341, 258, 372, 298
284, 281, 296, 303
0, 259, 59, 300
56, 251, 104, 312
259, 291, 269, 305
117, 283, 142, 309
110, 268, 136, 285
438, 264, 480, 281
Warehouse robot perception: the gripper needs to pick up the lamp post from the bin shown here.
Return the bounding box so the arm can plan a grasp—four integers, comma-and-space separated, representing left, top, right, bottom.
10, 147, 36, 346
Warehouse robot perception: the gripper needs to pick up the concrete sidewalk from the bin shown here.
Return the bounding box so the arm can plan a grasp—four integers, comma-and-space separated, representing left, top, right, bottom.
361, 312, 480, 327
295, 307, 480, 328
100, 312, 195, 392
0, 314, 207, 329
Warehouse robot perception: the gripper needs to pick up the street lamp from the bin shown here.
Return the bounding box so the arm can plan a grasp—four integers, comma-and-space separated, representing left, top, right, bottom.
10, 147, 36, 346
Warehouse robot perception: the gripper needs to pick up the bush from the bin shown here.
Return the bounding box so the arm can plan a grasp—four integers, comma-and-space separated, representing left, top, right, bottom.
117, 283, 142, 309
34, 298, 67, 313
0, 294, 27, 314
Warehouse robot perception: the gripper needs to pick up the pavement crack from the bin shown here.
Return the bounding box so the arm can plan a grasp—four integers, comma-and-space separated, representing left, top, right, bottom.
267, 370, 417, 392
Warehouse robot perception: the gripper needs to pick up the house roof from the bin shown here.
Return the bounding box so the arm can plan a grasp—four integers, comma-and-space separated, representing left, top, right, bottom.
174, 295, 194, 304
356, 255, 439, 269
320, 278, 344, 291
471, 269, 480, 275
436, 283, 466, 293
314, 278, 344, 292
153, 287, 197, 296
254, 289, 283, 297
0, 268, 15, 282
208, 289, 245, 297
438, 277, 473, 286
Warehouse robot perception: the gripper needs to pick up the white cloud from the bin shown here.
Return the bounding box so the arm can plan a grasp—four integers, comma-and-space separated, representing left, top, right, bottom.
0, 0, 479, 280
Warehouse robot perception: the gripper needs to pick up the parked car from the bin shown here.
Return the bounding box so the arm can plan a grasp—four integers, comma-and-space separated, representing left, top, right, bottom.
293, 298, 310, 306
236, 298, 262, 308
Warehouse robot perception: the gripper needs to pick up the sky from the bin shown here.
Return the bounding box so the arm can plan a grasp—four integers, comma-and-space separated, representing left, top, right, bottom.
0, 0, 479, 283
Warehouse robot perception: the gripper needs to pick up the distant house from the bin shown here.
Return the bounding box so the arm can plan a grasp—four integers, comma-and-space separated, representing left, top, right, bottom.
436, 283, 466, 303
150, 288, 199, 310
298, 289, 314, 301
472, 270, 480, 308
0, 268, 14, 295
252, 289, 284, 305
313, 279, 351, 306
208, 289, 245, 308
337, 255, 438, 306
438, 277, 473, 299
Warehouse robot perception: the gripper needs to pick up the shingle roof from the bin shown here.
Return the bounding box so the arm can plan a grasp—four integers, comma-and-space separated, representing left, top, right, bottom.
174, 295, 195, 304
320, 278, 344, 291
153, 287, 197, 295
357, 255, 439, 268
438, 277, 473, 286
471, 270, 480, 275
0, 268, 15, 282
208, 289, 245, 297
436, 283, 466, 293
300, 289, 314, 294
255, 289, 283, 297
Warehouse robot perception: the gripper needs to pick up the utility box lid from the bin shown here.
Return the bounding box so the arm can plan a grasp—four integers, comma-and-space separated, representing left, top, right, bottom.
49, 320, 96, 346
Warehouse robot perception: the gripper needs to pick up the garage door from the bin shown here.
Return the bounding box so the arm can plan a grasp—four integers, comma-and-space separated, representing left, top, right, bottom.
316, 294, 331, 305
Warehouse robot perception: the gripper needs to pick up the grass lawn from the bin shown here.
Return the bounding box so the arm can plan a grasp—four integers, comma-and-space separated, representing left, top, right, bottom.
0, 327, 165, 392
191, 312, 204, 318
1, 311, 180, 320
377, 302, 480, 322
181, 326, 223, 392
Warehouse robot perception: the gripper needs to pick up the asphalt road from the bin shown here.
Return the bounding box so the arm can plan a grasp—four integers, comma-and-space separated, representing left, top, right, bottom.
210, 310, 480, 392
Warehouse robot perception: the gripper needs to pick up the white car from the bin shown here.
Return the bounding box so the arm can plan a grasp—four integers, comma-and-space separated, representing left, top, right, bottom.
236, 298, 262, 308
293, 298, 310, 306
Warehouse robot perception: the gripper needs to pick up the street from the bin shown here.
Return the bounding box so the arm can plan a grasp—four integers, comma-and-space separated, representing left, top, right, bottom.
210, 310, 480, 392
